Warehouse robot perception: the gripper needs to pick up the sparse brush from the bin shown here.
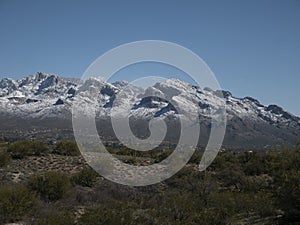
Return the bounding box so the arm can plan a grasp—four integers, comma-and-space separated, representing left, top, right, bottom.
0, 150, 11, 167
28, 171, 71, 202
7, 140, 49, 159
71, 167, 99, 188
53, 140, 80, 156
0, 184, 37, 224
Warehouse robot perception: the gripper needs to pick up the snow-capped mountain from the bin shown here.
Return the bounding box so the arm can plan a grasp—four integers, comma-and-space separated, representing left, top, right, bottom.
0, 72, 299, 149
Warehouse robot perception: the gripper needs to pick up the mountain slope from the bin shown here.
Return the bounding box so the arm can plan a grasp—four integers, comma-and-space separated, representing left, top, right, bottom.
0, 72, 299, 149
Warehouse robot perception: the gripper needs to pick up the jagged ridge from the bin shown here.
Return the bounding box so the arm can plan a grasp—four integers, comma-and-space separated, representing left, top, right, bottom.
0, 72, 299, 149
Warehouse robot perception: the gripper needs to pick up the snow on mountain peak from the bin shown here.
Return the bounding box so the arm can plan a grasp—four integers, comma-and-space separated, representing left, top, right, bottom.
0, 72, 299, 129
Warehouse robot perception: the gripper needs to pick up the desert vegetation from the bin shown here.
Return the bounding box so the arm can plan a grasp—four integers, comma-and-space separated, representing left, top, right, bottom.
7, 140, 49, 159
53, 140, 80, 156
0, 140, 299, 224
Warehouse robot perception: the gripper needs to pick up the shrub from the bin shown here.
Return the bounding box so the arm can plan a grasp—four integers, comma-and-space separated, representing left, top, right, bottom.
238, 151, 265, 176
34, 209, 75, 225
0, 185, 37, 223
188, 151, 203, 164
0, 150, 11, 167
28, 171, 71, 202
71, 168, 98, 187
277, 170, 300, 224
7, 140, 49, 159
78, 203, 131, 225
153, 149, 173, 162
53, 140, 80, 156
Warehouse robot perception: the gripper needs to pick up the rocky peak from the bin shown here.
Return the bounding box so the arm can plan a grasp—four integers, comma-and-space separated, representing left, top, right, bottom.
266, 104, 296, 121
0, 78, 17, 90
243, 96, 264, 107
0, 78, 18, 97
38, 75, 59, 90
214, 90, 232, 98
112, 80, 129, 88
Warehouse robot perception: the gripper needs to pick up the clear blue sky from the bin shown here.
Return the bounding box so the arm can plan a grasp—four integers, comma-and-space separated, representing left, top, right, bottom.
0, 0, 299, 115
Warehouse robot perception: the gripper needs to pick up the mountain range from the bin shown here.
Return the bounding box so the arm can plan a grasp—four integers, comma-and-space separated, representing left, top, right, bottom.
0, 72, 299, 150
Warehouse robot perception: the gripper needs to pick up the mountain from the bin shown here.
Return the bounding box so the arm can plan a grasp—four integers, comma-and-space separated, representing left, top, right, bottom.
0, 72, 299, 150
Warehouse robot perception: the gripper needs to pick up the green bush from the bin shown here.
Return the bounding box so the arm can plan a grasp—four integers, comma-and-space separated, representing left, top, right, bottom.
277, 170, 300, 224
71, 168, 98, 187
53, 140, 80, 156
7, 140, 49, 159
28, 171, 71, 202
188, 151, 203, 164
238, 152, 265, 176
0, 185, 36, 224
78, 204, 131, 225
153, 149, 173, 162
0, 150, 11, 167
34, 210, 75, 225
195, 208, 231, 225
